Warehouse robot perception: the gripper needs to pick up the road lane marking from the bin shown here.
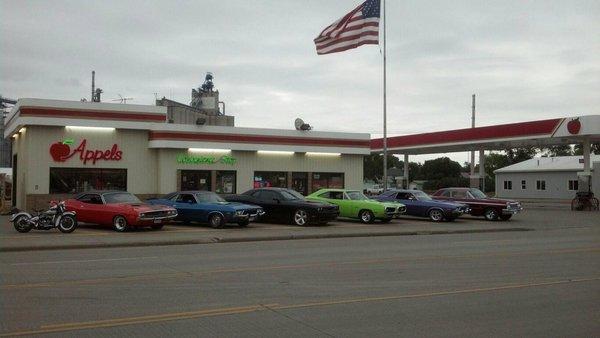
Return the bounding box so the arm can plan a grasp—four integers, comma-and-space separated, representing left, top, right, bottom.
10, 256, 159, 266
2, 247, 598, 290
1, 277, 598, 336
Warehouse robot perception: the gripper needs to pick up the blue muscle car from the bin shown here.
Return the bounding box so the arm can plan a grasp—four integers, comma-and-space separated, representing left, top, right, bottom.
147, 191, 264, 228
374, 189, 470, 222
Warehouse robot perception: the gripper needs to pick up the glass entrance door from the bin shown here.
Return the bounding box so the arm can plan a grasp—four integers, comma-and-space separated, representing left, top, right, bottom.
181, 170, 212, 191
292, 172, 308, 195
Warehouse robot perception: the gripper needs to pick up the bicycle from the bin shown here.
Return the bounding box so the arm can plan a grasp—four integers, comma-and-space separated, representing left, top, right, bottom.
571, 191, 599, 211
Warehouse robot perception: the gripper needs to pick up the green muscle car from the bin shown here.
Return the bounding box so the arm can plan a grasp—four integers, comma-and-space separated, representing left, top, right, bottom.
307, 189, 406, 223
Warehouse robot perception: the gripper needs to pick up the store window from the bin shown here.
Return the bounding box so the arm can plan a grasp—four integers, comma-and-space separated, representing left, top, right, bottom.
49, 168, 127, 194
503, 180, 512, 190
253, 171, 287, 188
291, 172, 308, 195
311, 173, 344, 191
216, 171, 236, 194
568, 180, 578, 191
181, 170, 211, 191
521, 180, 526, 190
536, 180, 546, 191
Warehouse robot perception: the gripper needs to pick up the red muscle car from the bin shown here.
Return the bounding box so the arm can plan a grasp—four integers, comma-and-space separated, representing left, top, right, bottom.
431, 188, 523, 221
65, 191, 177, 231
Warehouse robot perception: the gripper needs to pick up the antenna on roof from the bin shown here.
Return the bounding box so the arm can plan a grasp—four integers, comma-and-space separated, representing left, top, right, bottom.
112, 94, 134, 104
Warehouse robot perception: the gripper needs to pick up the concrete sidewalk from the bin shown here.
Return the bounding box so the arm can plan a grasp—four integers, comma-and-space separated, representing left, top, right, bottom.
0, 217, 533, 252
1, 208, 596, 252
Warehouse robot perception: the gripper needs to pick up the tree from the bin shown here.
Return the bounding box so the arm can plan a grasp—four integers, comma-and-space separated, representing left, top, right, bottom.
573, 143, 600, 155
420, 157, 462, 180
505, 146, 538, 163
363, 154, 401, 182
541, 145, 573, 157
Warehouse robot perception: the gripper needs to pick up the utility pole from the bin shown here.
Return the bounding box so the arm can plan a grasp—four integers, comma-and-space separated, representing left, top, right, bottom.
91, 71, 95, 102
470, 94, 476, 180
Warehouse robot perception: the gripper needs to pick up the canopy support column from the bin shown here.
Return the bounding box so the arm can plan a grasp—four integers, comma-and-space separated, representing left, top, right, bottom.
404, 154, 409, 189
479, 149, 485, 192
582, 137, 591, 192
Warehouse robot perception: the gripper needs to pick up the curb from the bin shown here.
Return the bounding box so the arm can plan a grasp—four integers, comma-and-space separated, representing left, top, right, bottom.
0, 227, 533, 252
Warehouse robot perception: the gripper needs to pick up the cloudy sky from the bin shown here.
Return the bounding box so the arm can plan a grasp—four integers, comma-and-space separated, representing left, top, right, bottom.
2, 0, 599, 163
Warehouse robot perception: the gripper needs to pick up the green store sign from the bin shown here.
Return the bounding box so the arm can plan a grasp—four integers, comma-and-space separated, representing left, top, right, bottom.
176, 154, 237, 165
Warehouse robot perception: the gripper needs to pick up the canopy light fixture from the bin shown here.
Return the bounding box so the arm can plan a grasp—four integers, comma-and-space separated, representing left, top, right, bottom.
66, 126, 116, 131
188, 148, 231, 153
18, 127, 26, 133
306, 152, 341, 156
257, 150, 294, 155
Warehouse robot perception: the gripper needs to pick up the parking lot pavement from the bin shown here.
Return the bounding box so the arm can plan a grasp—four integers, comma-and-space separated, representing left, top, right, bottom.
0, 208, 597, 252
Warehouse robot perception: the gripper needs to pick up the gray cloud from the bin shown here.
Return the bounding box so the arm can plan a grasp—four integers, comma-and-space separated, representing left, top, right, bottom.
1, 0, 599, 163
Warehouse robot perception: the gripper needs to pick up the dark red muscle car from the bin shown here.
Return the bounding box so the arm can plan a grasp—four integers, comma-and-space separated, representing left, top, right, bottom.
431, 188, 523, 221
65, 191, 177, 231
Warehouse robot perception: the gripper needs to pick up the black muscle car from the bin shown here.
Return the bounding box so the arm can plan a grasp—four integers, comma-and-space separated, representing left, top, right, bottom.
224, 188, 339, 226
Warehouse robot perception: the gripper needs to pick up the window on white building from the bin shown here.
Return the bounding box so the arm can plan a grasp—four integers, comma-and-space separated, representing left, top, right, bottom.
503, 180, 512, 190
568, 180, 579, 191
521, 180, 526, 189
536, 180, 546, 190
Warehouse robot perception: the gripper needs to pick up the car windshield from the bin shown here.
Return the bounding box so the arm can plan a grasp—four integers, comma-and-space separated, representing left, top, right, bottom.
196, 193, 226, 203
346, 191, 369, 200
280, 190, 304, 200
469, 189, 487, 199
412, 191, 432, 201
103, 192, 142, 204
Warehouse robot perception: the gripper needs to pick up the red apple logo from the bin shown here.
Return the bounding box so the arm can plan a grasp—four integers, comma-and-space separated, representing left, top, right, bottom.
567, 118, 581, 134
49, 141, 71, 162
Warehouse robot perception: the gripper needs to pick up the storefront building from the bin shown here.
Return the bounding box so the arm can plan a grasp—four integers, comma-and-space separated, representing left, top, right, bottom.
5, 99, 370, 210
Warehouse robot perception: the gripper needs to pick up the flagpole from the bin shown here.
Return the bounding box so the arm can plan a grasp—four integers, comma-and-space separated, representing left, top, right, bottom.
382, 0, 388, 191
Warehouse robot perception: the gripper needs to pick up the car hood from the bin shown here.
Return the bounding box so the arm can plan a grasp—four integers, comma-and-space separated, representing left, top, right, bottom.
123, 203, 175, 212
473, 198, 519, 204
208, 201, 262, 210
365, 199, 405, 208
288, 199, 337, 208
427, 200, 468, 208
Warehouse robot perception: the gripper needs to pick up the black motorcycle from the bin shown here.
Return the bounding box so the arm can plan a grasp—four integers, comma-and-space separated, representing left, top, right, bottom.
11, 201, 78, 233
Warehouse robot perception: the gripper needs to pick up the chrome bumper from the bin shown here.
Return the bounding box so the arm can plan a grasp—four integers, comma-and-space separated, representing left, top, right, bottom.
502, 207, 523, 215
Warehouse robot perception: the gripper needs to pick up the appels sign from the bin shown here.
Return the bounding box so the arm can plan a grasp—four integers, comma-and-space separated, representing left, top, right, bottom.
50, 139, 123, 164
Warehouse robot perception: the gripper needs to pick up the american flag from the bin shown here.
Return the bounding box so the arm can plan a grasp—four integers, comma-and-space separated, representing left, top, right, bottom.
314, 0, 381, 55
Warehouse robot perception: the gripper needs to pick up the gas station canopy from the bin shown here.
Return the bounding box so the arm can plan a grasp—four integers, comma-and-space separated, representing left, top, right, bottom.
371, 115, 600, 155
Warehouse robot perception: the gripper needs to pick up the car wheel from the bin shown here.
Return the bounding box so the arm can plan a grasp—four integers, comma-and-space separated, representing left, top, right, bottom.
58, 215, 77, 233
292, 209, 309, 226
113, 215, 129, 232
359, 210, 375, 224
484, 208, 499, 221
151, 224, 164, 230
209, 213, 225, 229
499, 214, 512, 221
13, 215, 33, 233
428, 209, 444, 222
238, 220, 250, 227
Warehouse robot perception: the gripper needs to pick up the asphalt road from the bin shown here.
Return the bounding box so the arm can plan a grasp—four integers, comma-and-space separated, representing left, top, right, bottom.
1, 223, 599, 337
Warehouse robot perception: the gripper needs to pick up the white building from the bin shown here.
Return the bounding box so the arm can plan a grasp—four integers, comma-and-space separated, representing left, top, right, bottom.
494, 155, 600, 200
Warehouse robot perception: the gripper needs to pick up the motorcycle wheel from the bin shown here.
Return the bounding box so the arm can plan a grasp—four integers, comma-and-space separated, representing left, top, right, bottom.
13, 215, 33, 233
58, 214, 78, 233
